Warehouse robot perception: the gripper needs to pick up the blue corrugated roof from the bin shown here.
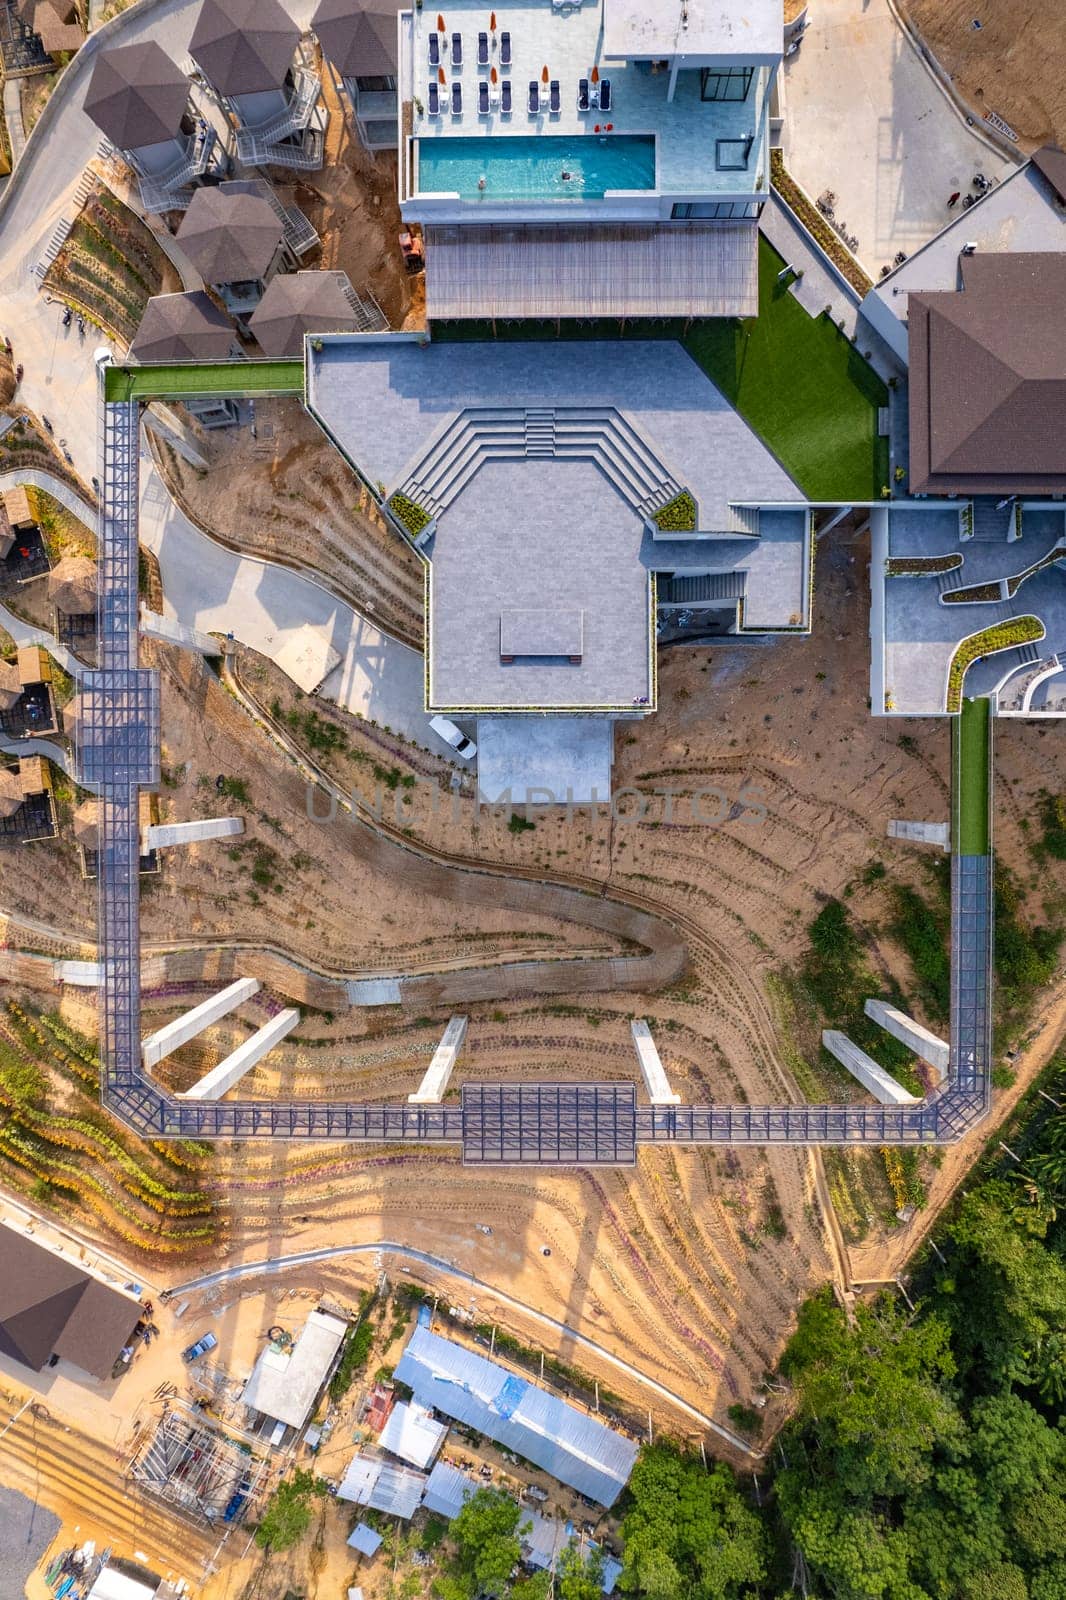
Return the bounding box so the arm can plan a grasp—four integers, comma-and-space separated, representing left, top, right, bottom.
394, 1328, 638, 1507
422, 1459, 479, 1520
348, 1522, 383, 1557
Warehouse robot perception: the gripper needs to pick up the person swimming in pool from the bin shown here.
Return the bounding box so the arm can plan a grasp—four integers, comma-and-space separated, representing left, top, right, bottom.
477, 175, 486, 190
561, 169, 572, 181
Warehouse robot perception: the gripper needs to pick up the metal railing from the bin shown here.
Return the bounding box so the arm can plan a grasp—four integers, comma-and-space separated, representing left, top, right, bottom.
234, 69, 324, 168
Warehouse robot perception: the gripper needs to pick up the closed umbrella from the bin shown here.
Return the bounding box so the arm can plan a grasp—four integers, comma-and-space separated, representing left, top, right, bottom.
591, 63, 599, 82
437, 12, 444, 30
438, 64, 445, 83
490, 64, 497, 83
541, 63, 549, 83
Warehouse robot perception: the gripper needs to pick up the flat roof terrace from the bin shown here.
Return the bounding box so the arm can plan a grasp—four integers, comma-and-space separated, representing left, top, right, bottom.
306, 335, 807, 708
405, 0, 771, 202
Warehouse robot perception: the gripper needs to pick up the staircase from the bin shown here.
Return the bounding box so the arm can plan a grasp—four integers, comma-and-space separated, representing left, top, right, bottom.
936, 568, 958, 595
728, 505, 761, 538
657, 571, 747, 605
971, 498, 1010, 542
524, 408, 556, 456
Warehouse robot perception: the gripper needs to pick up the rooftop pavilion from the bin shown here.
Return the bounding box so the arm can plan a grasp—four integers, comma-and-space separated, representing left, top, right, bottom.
399, 0, 776, 224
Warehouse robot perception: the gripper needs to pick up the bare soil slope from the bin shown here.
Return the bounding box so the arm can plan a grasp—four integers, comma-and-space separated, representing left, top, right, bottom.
902, 0, 1066, 148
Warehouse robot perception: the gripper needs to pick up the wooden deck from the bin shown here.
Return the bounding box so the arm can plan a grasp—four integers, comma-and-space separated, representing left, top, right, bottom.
425, 221, 759, 319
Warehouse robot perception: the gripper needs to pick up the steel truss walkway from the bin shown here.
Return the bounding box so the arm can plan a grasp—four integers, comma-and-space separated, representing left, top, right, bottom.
89, 364, 997, 1162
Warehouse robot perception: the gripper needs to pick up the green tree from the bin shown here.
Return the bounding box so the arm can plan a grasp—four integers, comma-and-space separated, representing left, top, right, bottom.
254, 1470, 317, 1553
557, 1546, 605, 1600
449, 1488, 526, 1598
621, 1444, 767, 1600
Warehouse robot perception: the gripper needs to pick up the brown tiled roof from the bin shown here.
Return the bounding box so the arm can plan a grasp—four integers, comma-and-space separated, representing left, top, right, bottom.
176, 184, 284, 284
18, 0, 83, 54
249, 271, 361, 355
0, 1223, 140, 1379
312, 0, 401, 78
190, 0, 299, 96
130, 292, 236, 364
85, 42, 190, 150
1031, 144, 1066, 206
908, 253, 1066, 495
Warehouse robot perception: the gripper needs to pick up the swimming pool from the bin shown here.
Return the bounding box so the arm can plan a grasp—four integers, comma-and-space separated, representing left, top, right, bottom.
416, 134, 656, 200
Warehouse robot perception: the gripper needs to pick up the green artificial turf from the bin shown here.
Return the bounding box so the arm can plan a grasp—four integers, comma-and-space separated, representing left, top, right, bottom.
681, 238, 889, 502
955, 696, 991, 856
104, 359, 304, 402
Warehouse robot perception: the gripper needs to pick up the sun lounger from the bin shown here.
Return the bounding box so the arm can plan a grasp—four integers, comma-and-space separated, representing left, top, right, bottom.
451, 80, 462, 114
478, 79, 489, 114
577, 77, 589, 111
500, 30, 511, 66
598, 76, 611, 111
501, 78, 512, 114
428, 81, 440, 114
429, 31, 439, 65
451, 31, 462, 64
549, 78, 560, 113
478, 30, 488, 64
528, 80, 539, 113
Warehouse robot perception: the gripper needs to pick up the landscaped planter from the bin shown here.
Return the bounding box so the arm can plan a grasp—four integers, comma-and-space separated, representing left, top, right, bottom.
945, 615, 1045, 713
941, 581, 1004, 604
653, 489, 697, 533
387, 491, 433, 538
1005, 542, 1066, 597
886, 554, 962, 576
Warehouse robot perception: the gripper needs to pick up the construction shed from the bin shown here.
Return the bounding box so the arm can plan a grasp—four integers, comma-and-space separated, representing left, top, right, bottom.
241, 1307, 348, 1437
336, 1454, 427, 1519
378, 1400, 447, 1469
394, 1327, 639, 1507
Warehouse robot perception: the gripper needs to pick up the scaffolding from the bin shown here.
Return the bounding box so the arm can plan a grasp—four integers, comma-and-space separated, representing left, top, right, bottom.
128, 1403, 270, 1526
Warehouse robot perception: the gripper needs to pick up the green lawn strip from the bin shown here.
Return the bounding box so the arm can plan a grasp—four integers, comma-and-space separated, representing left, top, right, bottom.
956, 696, 990, 856
104, 360, 304, 402
681, 238, 888, 501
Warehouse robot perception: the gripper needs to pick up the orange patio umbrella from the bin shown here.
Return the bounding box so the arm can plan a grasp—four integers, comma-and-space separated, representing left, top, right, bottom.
490, 65, 497, 83
437, 12, 445, 31
490, 9, 496, 28
591, 63, 599, 82
541, 63, 549, 83
438, 64, 446, 83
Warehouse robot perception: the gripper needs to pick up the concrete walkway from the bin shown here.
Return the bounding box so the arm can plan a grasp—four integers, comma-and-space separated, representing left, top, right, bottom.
137, 453, 435, 744
783, 0, 1013, 272
3, 79, 26, 170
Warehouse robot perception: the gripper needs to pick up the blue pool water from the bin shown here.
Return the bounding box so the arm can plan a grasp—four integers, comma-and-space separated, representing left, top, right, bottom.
416, 134, 656, 199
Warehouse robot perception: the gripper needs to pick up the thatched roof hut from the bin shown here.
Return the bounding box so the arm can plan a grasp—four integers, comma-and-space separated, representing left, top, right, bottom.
72, 797, 101, 850
0, 766, 23, 819
47, 556, 97, 616
0, 659, 22, 711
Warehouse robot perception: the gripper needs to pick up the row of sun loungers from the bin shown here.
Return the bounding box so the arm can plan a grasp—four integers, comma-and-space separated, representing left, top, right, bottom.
429, 30, 511, 68
428, 74, 609, 118
428, 78, 515, 115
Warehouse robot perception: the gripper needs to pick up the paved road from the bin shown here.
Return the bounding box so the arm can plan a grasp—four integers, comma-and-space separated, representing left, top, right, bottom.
138, 454, 435, 743
171, 1239, 760, 1457
783, 0, 1013, 272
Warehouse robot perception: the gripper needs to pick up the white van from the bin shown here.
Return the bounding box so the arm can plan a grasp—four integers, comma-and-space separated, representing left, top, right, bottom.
429, 715, 477, 760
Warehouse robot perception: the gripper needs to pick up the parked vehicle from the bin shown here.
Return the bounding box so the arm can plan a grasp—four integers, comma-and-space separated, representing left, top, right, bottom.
181, 1332, 218, 1363
429, 714, 477, 759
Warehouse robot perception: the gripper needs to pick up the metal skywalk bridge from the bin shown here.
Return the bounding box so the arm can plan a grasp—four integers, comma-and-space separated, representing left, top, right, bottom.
89, 365, 996, 1163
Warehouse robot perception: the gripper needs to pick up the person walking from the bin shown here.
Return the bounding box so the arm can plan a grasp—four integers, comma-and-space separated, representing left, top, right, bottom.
947, 191, 961, 208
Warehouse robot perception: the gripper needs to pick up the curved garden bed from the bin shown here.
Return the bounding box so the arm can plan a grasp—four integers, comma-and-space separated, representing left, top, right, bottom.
945, 615, 1045, 713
